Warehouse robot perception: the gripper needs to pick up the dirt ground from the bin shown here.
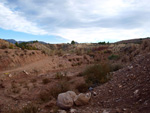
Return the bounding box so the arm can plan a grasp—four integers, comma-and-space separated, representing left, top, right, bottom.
0, 40, 150, 113
75, 53, 150, 113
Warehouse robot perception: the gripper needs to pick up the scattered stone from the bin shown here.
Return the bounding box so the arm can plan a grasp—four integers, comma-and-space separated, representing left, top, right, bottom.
23, 70, 29, 75
108, 90, 111, 93
118, 84, 122, 88
102, 109, 109, 113
93, 91, 97, 96
89, 87, 93, 91
57, 91, 77, 109
58, 110, 67, 113
70, 108, 77, 113
134, 89, 139, 95
8, 74, 12, 77
74, 93, 91, 106
122, 108, 127, 111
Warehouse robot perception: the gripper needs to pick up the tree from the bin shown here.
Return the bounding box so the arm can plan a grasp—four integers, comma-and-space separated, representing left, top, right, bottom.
15, 42, 19, 47
98, 41, 106, 45
71, 40, 75, 44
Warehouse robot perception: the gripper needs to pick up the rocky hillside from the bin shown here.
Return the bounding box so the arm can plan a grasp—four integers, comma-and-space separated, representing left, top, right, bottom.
0, 39, 16, 49
76, 52, 150, 113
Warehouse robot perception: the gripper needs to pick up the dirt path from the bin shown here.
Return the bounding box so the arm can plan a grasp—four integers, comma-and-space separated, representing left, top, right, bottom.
0, 56, 52, 75
0, 55, 91, 77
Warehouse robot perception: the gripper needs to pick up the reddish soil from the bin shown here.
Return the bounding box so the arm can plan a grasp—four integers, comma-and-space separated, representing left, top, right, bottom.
0, 41, 150, 113
76, 53, 150, 113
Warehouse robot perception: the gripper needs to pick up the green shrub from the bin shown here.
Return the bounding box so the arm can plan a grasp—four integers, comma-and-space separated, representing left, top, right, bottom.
9, 44, 14, 49
84, 64, 111, 85
71, 40, 75, 44
98, 41, 106, 45
108, 54, 119, 60
15, 42, 38, 50
104, 50, 112, 54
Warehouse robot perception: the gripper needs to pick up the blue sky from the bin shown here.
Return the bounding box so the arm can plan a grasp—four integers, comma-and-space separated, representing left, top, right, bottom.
0, 28, 69, 43
0, 0, 150, 43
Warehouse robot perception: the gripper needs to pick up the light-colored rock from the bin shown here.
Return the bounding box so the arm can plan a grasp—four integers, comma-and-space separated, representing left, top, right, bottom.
9, 74, 12, 77
23, 70, 29, 75
57, 91, 77, 109
58, 110, 67, 113
102, 109, 109, 113
70, 108, 77, 113
134, 89, 139, 95
74, 92, 91, 106
93, 91, 97, 96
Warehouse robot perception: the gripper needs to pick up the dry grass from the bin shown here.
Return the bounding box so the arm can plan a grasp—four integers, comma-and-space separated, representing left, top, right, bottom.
83, 63, 111, 86
76, 83, 89, 93
42, 78, 51, 84
7, 103, 38, 113
39, 91, 52, 103
50, 80, 70, 99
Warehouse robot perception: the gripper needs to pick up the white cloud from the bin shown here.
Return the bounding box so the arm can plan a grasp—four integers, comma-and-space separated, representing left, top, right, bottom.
57, 28, 148, 43
0, 0, 150, 42
0, 2, 48, 35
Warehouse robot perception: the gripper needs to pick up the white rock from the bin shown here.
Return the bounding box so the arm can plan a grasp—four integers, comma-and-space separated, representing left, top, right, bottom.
134, 89, 139, 95
58, 110, 67, 113
23, 70, 29, 75
57, 91, 77, 109
74, 92, 91, 106
70, 108, 77, 113
9, 74, 12, 77
102, 109, 109, 113
93, 91, 97, 96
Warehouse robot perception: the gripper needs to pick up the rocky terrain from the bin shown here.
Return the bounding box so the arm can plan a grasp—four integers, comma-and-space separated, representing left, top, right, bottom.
0, 38, 150, 113
76, 52, 150, 113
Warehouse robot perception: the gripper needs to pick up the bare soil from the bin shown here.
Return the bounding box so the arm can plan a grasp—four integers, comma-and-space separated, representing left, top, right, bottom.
76, 53, 150, 113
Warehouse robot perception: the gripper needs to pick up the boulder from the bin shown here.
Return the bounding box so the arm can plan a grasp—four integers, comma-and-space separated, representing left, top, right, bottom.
58, 110, 67, 113
57, 91, 77, 109
70, 108, 77, 113
74, 92, 91, 106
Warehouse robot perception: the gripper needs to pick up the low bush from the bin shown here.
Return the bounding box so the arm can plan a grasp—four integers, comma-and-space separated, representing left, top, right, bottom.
42, 78, 51, 84
55, 72, 64, 79
76, 83, 89, 93
55, 72, 70, 81
83, 64, 111, 85
39, 91, 52, 103
8, 103, 38, 113
111, 64, 123, 71
108, 54, 119, 60
104, 50, 112, 54
50, 80, 70, 99
9, 44, 14, 49
1, 45, 7, 49
76, 72, 84, 77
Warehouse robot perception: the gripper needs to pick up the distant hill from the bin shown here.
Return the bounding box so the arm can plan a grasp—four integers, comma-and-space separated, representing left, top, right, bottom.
4, 39, 17, 44
115, 37, 150, 44
4, 39, 47, 44
0, 39, 16, 49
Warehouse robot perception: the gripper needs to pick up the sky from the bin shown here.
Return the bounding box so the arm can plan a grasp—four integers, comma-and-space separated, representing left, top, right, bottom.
0, 0, 150, 43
